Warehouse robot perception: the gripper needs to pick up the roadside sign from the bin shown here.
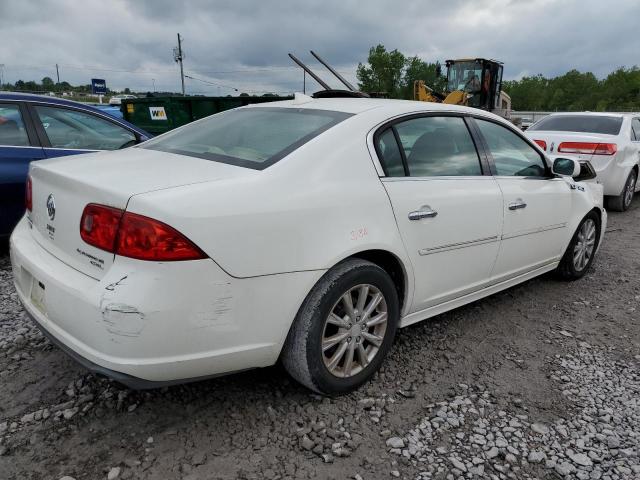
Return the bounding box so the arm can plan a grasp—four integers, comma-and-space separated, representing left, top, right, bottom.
91, 78, 107, 95
149, 106, 167, 120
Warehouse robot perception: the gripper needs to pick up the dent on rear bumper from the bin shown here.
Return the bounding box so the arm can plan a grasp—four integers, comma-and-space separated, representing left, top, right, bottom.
10, 217, 325, 385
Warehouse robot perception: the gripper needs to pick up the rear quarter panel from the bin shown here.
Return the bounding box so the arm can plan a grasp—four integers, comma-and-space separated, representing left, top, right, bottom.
125, 113, 412, 282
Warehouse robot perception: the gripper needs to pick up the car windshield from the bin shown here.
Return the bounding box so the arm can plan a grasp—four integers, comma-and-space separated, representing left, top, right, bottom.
141, 107, 352, 170
529, 115, 623, 135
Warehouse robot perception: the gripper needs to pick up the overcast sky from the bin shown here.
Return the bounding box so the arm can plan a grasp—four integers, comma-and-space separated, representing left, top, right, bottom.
0, 0, 637, 94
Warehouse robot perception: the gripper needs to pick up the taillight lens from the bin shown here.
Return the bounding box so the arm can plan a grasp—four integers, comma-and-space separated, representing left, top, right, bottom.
558, 142, 617, 155
79, 204, 206, 261
116, 212, 206, 261
533, 139, 547, 151
80, 204, 123, 252
25, 176, 32, 211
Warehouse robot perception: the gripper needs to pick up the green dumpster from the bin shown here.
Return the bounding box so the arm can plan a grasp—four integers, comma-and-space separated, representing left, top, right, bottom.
120, 95, 293, 135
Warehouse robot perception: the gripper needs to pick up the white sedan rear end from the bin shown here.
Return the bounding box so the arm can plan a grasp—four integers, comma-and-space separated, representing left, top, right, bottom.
526, 113, 640, 211
10, 96, 606, 394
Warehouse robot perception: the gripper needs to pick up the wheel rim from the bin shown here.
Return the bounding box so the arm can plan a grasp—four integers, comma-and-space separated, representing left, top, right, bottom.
573, 218, 597, 271
321, 284, 388, 378
624, 172, 636, 208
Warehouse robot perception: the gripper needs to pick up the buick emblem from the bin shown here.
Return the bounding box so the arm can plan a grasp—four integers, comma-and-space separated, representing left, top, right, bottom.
550, 142, 555, 153
46, 194, 56, 221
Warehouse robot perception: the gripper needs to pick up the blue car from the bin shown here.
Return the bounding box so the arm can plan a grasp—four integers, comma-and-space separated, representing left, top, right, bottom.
0, 93, 150, 236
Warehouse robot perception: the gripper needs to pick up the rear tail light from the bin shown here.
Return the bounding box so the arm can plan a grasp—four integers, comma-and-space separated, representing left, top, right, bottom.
25, 176, 32, 211
558, 142, 617, 155
80, 204, 123, 252
80, 204, 206, 261
533, 139, 547, 151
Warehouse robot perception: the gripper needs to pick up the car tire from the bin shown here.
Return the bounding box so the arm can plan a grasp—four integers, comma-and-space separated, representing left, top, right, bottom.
556, 211, 601, 281
281, 258, 399, 395
606, 169, 637, 212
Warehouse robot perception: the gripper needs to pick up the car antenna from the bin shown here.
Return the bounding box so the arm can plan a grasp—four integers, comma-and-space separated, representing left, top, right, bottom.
309, 50, 356, 92
288, 53, 331, 90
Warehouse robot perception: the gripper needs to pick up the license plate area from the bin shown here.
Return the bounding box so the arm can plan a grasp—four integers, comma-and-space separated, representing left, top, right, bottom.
30, 275, 47, 316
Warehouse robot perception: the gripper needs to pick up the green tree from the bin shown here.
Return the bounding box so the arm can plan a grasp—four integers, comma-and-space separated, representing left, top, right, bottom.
41, 77, 54, 88
357, 44, 406, 98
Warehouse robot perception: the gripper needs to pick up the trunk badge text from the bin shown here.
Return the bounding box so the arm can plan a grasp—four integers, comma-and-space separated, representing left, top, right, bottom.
46, 194, 56, 221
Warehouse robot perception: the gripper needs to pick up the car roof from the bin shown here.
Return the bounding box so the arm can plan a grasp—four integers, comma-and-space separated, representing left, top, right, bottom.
246, 94, 496, 117
545, 111, 632, 118
0, 92, 149, 135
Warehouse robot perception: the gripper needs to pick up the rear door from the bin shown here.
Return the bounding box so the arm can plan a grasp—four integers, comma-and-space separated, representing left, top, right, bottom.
28, 104, 138, 159
472, 117, 572, 281
375, 114, 503, 312
0, 101, 45, 234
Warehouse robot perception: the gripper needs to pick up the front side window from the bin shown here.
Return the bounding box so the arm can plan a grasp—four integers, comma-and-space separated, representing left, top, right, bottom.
34, 106, 136, 150
0, 103, 30, 146
142, 107, 352, 170
392, 116, 482, 177
475, 119, 547, 177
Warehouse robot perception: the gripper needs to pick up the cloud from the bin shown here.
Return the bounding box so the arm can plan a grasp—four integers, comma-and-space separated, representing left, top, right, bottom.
0, 0, 637, 93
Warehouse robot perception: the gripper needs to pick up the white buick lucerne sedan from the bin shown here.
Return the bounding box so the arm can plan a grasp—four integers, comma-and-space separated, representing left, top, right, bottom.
10, 95, 606, 394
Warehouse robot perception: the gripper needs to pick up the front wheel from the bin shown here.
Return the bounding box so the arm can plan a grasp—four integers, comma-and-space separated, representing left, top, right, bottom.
281, 258, 399, 395
556, 211, 601, 280
606, 169, 637, 212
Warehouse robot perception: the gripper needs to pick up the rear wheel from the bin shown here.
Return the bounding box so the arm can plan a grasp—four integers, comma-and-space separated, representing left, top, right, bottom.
281, 258, 399, 395
606, 169, 636, 212
556, 211, 600, 280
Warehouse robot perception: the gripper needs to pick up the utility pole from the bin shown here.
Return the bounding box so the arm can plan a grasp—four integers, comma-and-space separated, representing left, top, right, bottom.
173, 33, 185, 95
55, 64, 60, 84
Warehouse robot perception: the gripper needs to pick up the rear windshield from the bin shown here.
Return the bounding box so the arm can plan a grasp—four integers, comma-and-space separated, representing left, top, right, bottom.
141, 107, 352, 169
529, 115, 623, 135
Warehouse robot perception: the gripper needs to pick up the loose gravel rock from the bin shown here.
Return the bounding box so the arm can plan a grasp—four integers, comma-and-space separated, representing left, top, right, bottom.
0, 202, 639, 479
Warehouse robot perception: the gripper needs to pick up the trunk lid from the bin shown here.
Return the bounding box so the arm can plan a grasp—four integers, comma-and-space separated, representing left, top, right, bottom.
28, 147, 254, 279
526, 131, 619, 166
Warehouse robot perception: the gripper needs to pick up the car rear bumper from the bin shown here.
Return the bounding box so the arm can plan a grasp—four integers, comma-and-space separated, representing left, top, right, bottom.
10, 217, 323, 387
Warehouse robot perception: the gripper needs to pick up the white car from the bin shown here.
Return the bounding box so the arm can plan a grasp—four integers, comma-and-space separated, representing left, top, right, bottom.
10, 95, 606, 394
109, 95, 137, 106
526, 112, 640, 211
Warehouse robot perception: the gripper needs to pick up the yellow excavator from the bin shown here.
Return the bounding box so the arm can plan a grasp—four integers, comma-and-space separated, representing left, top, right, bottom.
414, 58, 512, 119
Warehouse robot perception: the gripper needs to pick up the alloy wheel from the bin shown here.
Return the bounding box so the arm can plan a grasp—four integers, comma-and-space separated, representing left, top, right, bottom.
573, 218, 597, 271
624, 172, 636, 208
321, 284, 388, 378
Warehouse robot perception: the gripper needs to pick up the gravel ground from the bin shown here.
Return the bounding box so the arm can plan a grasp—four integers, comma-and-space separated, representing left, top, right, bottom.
0, 199, 639, 480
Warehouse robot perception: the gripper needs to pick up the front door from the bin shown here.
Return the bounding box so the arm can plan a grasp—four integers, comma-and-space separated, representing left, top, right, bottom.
472, 117, 572, 280
375, 115, 503, 313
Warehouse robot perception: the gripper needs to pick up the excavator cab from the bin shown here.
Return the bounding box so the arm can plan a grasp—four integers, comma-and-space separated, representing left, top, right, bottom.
445, 58, 504, 111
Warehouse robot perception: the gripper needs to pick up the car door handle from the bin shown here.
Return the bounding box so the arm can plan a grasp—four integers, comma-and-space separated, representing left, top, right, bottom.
508, 199, 527, 210
408, 206, 438, 220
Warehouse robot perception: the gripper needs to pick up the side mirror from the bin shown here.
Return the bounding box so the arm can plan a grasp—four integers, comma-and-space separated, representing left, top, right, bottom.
552, 157, 581, 177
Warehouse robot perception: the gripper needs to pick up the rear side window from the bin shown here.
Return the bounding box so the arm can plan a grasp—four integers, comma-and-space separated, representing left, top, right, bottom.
376, 128, 405, 176
393, 116, 482, 177
528, 115, 623, 135
142, 107, 352, 170
34, 106, 136, 150
475, 119, 547, 177
0, 103, 30, 146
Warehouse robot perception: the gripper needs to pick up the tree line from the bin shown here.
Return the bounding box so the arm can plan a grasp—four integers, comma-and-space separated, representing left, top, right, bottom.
356, 44, 640, 111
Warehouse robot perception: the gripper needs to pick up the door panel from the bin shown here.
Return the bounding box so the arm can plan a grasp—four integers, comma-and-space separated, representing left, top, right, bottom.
492, 177, 571, 279
471, 117, 572, 279
383, 177, 503, 311
0, 146, 46, 234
